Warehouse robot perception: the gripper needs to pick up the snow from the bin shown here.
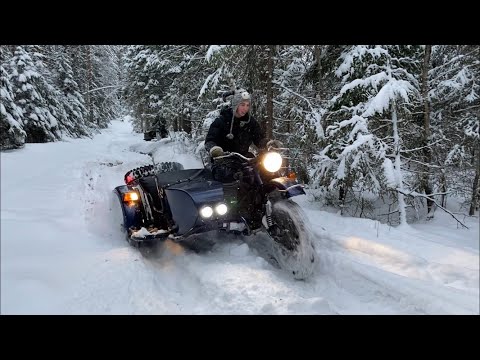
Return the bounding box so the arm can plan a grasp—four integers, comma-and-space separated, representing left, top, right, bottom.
382, 158, 397, 188
205, 45, 225, 62
1, 119, 478, 314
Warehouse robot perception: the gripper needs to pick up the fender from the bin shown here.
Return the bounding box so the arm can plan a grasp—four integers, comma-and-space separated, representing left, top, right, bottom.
269, 177, 305, 198
113, 185, 144, 231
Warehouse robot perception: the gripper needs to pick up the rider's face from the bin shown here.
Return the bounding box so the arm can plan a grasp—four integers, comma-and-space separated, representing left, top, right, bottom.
235, 101, 250, 117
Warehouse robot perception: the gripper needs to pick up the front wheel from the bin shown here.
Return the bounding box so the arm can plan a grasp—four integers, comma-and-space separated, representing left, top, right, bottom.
266, 199, 317, 280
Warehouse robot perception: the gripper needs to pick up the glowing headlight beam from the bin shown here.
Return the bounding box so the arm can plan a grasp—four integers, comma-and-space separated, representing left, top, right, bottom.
263, 152, 282, 172
200, 206, 213, 218
215, 204, 228, 215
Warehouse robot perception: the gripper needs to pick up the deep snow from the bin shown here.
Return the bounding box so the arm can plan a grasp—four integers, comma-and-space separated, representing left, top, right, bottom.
1, 119, 478, 314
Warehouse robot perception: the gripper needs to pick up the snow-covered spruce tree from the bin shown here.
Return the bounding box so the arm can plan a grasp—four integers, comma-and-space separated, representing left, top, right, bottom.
53, 45, 90, 137
27, 45, 84, 139
1, 46, 14, 64
272, 45, 347, 183
123, 45, 166, 133
67, 46, 121, 130
8, 46, 61, 143
316, 45, 421, 224
53, 45, 98, 134
79, 45, 122, 129
92, 45, 123, 128
429, 45, 479, 215
37, 45, 90, 138
151, 45, 209, 136
0, 64, 26, 149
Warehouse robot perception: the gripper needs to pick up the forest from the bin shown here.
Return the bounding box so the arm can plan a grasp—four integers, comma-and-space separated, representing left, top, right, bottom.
1, 45, 478, 224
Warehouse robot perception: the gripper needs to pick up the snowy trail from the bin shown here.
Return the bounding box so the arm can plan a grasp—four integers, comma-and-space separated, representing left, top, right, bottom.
298, 201, 479, 314
2, 120, 478, 314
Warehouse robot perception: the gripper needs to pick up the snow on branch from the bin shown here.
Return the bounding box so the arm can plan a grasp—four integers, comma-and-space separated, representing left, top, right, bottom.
205, 45, 226, 62
83, 85, 123, 94
400, 139, 444, 153
395, 188, 469, 229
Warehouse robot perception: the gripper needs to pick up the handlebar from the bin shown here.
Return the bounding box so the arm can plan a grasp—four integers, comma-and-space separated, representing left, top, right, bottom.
213, 147, 288, 162
214, 152, 254, 162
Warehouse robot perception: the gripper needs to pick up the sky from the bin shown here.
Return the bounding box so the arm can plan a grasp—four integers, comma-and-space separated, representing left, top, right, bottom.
1, 119, 478, 314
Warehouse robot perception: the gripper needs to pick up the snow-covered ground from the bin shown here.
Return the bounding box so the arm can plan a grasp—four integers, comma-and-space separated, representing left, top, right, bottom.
1, 119, 478, 314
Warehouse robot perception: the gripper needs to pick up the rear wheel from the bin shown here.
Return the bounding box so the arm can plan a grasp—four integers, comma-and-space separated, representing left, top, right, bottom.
266, 199, 317, 280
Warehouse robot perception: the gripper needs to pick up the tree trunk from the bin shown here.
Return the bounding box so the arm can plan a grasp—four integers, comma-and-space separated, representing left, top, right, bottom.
86, 46, 94, 124
265, 45, 274, 139
440, 169, 447, 207
173, 117, 178, 132
314, 45, 323, 100
421, 45, 433, 217
392, 104, 407, 226
469, 149, 480, 215
339, 184, 346, 216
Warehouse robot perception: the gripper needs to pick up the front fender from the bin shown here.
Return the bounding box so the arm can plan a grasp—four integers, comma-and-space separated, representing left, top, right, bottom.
113, 185, 143, 230
269, 177, 305, 198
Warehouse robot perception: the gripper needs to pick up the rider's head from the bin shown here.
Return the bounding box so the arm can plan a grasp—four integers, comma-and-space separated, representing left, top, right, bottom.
231, 88, 251, 118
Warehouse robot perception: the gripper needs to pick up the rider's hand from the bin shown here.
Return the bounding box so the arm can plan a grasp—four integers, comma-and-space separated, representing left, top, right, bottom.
267, 139, 283, 149
210, 146, 224, 158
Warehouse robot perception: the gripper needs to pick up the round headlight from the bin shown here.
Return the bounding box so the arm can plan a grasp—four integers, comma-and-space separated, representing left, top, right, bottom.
215, 203, 228, 216
263, 152, 282, 172
200, 206, 213, 218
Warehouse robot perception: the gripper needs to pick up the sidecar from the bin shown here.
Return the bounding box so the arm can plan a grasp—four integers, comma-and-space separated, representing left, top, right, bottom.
113, 163, 249, 248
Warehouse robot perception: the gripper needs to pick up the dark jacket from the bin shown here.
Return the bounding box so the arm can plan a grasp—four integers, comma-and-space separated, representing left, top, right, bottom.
205, 108, 267, 156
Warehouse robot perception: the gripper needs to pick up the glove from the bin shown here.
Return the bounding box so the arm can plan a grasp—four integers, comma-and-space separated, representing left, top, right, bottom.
267, 139, 283, 149
209, 146, 224, 158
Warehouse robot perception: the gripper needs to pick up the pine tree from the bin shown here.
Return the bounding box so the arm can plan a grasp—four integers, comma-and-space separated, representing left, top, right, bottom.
0, 64, 26, 149
429, 45, 480, 215
123, 45, 159, 132
318, 45, 421, 223
54, 46, 90, 137
9, 46, 60, 143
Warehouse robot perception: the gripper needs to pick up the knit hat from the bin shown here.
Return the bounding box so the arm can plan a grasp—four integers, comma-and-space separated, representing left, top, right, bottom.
226, 88, 251, 140
231, 88, 251, 114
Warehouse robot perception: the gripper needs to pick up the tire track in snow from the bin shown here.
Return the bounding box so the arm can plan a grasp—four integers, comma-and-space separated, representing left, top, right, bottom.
307, 222, 479, 314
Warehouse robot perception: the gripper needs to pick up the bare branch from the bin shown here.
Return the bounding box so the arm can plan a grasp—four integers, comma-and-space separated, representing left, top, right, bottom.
400, 156, 443, 169
452, 104, 480, 113
395, 188, 469, 229
273, 81, 316, 113
401, 138, 444, 153
83, 85, 123, 95
273, 117, 298, 122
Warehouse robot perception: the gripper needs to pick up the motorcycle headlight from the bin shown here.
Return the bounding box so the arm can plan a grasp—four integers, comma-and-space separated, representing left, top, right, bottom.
199, 206, 213, 218
263, 152, 282, 172
215, 203, 228, 216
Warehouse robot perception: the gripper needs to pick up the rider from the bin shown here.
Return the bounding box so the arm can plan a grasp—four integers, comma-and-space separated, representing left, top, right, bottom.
205, 88, 282, 159
204, 88, 283, 227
